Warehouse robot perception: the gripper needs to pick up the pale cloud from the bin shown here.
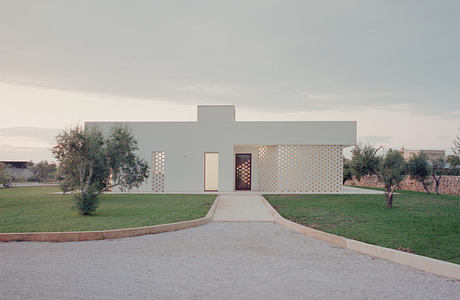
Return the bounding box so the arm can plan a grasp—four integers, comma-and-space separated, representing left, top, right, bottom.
0, 1, 459, 116
0, 136, 52, 149
359, 136, 392, 144
0, 146, 54, 162
0, 81, 195, 129
0, 127, 57, 142
180, 83, 240, 96
1, 1, 458, 163
0, 80, 458, 162
0, 129, 57, 161
237, 106, 459, 155
447, 110, 460, 117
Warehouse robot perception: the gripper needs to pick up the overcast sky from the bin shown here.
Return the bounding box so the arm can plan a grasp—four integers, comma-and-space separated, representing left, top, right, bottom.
0, 0, 459, 162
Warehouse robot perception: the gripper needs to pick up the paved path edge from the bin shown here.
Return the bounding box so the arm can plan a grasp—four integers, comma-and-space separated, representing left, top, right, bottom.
0, 196, 221, 243
260, 195, 460, 280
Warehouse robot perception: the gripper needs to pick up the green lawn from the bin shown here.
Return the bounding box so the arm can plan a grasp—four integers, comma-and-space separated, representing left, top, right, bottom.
264, 189, 460, 264
0, 187, 216, 233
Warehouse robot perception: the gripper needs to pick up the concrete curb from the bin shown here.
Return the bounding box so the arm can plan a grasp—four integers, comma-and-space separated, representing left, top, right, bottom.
260, 195, 460, 280
0, 196, 221, 243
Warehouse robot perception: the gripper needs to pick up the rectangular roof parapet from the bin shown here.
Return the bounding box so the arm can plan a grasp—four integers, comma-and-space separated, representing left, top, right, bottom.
197, 105, 235, 122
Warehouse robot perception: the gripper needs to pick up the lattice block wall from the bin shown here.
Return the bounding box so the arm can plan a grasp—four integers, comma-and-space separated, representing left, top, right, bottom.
308, 145, 342, 192
258, 145, 343, 192
152, 151, 165, 192
277, 145, 309, 192
258, 146, 279, 191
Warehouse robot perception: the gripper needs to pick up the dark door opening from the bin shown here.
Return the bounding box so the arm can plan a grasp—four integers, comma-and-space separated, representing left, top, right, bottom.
235, 153, 251, 190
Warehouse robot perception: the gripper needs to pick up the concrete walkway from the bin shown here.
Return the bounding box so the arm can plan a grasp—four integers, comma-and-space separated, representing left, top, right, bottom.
212, 194, 274, 221
211, 188, 382, 222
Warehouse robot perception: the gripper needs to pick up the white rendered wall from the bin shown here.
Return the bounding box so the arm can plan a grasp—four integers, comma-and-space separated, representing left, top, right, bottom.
85, 106, 356, 192
197, 105, 235, 122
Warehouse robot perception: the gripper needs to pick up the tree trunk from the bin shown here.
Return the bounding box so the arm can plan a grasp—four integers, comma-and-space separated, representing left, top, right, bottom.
386, 187, 393, 208
422, 182, 431, 194
432, 172, 442, 195
435, 180, 440, 195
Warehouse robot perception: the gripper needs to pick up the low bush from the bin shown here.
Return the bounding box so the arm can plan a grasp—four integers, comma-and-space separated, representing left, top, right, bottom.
73, 185, 100, 215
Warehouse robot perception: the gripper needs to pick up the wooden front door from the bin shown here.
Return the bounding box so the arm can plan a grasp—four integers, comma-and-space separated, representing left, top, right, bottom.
235, 154, 251, 190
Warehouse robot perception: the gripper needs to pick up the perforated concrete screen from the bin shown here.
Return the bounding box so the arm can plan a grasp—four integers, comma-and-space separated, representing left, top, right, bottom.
152, 151, 165, 192
258, 145, 343, 192
258, 146, 279, 191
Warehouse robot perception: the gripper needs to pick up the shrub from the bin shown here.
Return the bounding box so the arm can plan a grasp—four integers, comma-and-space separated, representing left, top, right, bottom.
73, 184, 100, 215
343, 158, 353, 184
408, 153, 432, 193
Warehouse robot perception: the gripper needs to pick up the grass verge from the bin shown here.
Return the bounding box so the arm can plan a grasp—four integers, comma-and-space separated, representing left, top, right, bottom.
264, 189, 460, 264
0, 187, 216, 232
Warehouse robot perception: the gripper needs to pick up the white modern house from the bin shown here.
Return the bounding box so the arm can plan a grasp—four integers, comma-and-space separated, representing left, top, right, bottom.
86, 105, 356, 193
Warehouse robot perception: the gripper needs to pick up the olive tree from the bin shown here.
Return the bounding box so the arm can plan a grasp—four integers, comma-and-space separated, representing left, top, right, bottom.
0, 162, 11, 187
408, 153, 432, 194
30, 161, 57, 182
448, 127, 460, 175
343, 157, 353, 184
53, 125, 149, 215
431, 158, 446, 195
351, 144, 407, 208
447, 155, 460, 175
452, 126, 460, 156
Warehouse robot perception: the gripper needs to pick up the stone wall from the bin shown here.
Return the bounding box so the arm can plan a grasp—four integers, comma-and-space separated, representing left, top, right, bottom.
346, 175, 460, 196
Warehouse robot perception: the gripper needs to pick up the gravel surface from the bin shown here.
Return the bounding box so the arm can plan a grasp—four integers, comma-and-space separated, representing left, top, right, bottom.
1, 222, 459, 299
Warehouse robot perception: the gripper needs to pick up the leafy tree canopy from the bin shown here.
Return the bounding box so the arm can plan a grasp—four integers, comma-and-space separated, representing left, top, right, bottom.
0, 162, 11, 187
350, 144, 383, 180
452, 126, 460, 157
29, 161, 57, 182
53, 125, 149, 215
408, 152, 432, 193
447, 154, 460, 175
350, 144, 407, 208
343, 157, 353, 184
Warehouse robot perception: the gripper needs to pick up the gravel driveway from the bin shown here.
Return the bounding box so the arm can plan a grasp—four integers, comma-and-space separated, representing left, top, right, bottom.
1, 222, 459, 299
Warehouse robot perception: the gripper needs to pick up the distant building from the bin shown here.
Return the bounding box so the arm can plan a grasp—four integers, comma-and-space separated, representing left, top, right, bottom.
400, 149, 445, 161
0, 160, 33, 180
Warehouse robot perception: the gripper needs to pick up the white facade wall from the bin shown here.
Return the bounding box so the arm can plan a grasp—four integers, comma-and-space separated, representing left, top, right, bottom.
85, 105, 356, 193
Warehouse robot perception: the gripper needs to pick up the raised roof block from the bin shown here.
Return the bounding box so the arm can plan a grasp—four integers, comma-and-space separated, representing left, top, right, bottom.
197, 105, 235, 122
